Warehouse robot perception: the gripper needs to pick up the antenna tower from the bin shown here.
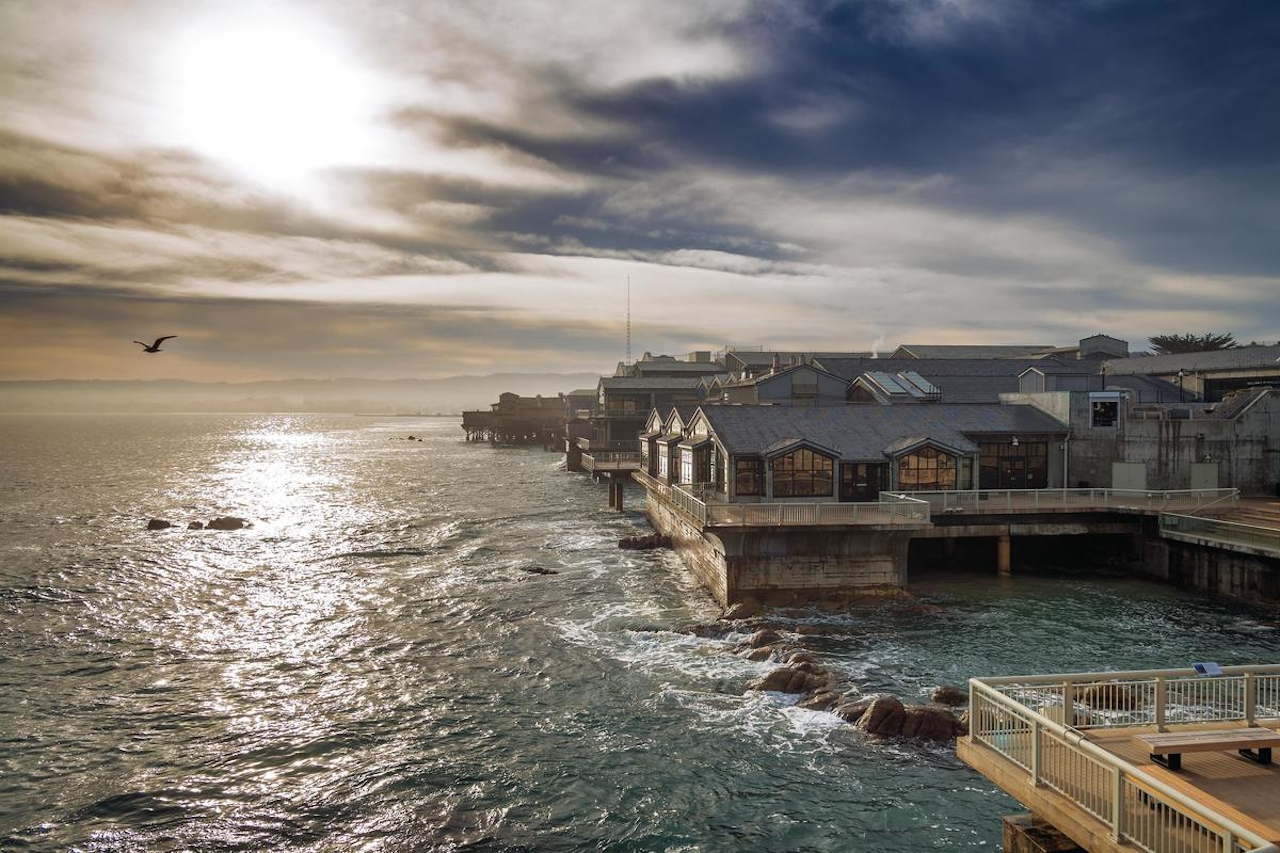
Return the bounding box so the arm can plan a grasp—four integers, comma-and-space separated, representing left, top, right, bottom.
626, 276, 631, 365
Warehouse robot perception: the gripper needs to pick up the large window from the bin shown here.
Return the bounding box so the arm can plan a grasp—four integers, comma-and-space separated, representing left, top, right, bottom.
734, 458, 763, 496
1091, 401, 1118, 428
658, 444, 670, 479
897, 446, 957, 490
771, 448, 835, 497
680, 448, 693, 485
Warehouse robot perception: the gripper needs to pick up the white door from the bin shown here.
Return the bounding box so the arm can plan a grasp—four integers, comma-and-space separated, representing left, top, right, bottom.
1111, 462, 1147, 491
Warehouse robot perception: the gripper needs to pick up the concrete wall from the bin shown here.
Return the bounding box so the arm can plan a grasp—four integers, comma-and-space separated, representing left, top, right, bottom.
644, 486, 909, 605
1010, 390, 1280, 495
1139, 524, 1280, 604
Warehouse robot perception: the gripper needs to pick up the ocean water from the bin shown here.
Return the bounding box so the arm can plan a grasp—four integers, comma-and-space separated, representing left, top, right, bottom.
3, 413, 1279, 853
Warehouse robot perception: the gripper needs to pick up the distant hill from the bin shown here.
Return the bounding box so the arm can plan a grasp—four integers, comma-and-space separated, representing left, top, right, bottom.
0, 374, 603, 414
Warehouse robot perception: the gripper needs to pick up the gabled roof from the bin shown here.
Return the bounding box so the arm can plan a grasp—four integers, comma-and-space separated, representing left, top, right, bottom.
725, 361, 848, 388
599, 376, 707, 390
816, 357, 1067, 381
1103, 345, 1280, 376
891, 344, 1056, 359
697, 403, 1066, 461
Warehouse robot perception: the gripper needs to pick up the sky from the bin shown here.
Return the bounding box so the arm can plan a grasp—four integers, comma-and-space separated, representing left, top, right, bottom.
1, 0, 1278, 381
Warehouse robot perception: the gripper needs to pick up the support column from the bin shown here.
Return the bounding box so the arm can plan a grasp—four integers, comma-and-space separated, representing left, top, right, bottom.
615, 478, 625, 512
997, 532, 1012, 575
607, 480, 617, 509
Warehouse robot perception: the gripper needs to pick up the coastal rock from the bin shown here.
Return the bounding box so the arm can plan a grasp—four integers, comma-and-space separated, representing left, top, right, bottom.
187, 521, 204, 530
206, 516, 249, 531
931, 685, 967, 707
721, 598, 762, 620
834, 694, 892, 724
618, 533, 670, 550
146, 518, 173, 530
683, 623, 733, 639
739, 645, 782, 663
785, 651, 818, 666
741, 629, 784, 649
749, 666, 828, 694
900, 705, 964, 741
854, 696, 907, 736
518, 566, 559, 575
1080, 682, 1144, 710
957, 709, 970, 737
795, 690, 843, 712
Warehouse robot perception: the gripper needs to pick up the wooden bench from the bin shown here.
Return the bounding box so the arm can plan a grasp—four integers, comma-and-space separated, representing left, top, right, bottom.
1135, 727, 1280, 771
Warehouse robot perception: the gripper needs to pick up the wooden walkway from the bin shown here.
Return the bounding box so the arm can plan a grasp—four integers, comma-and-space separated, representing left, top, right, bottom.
1086, 720, 1280, 843
1208, 499, 1280, 530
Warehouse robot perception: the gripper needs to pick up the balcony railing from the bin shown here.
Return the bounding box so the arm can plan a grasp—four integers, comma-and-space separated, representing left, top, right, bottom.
581, 451, 643, 473
633, 471, 930, 528
899, 488, 1239, 515
969, 665, 1280, 853
1160, 514, 1280, 557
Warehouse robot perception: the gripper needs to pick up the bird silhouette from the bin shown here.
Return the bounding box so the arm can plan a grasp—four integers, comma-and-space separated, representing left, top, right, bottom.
134, 335, 177, 353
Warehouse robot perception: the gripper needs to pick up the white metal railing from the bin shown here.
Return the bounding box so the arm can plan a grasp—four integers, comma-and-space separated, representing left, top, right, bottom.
969, 665, 1280, 853
901, 488, 1238, 515
633, 472, 930, 528
581, 451, 643, 472
1160, 514, 1280, 557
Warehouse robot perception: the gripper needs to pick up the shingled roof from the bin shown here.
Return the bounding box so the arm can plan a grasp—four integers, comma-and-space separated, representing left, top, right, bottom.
696, 403, 1066, 461
1103, 345, 1280, 376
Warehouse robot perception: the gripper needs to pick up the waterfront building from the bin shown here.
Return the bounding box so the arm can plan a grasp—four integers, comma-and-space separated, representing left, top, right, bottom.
718, 362, 851, 405
1103, 344, 1280, 402
461, 392, 565, 444
593, 376, 709, 447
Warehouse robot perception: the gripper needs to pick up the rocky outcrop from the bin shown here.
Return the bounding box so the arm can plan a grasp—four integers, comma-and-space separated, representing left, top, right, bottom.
146, 518, 173, 530
518, 566, 559, 575
796, 690, 844, 712
900, 705, 965, 740
854, 696, 908, 735
1079, 682, 1144, 710
721, 597, 762, 620
740, 629, 784, 649
187, 521, 204, 530
618, 533, 671, 550
206, 516, 249, 530
749, 664, 829, 694
931, 685, 967, 707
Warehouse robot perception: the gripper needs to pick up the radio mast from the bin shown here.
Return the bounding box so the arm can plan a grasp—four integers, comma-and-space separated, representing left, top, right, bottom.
626, 276, 631, 366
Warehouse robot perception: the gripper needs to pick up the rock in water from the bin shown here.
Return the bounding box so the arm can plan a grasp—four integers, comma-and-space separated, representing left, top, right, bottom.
187, 521, 204, 530
206, 516, 249, 530
721, 598, 762, 620
748, 666, 828, 694
518, 566, 559, 575
146, 518, 173, 530
900, 706, 963, 741
931, 685, 967, 707
854, 696, 907, 736
741, 629, 784, 649
795, 690, 843, 712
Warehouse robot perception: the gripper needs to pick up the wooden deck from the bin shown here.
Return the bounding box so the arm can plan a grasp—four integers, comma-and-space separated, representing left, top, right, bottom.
1086, 721, 1280, 843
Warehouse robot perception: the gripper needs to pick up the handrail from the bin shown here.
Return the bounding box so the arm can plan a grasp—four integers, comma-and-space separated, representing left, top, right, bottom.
900, 487, 1239, 514
969, 670, 1278, 851
1160, 514, 1280, 557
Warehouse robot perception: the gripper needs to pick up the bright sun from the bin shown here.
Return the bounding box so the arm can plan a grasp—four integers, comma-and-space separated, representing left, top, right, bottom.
163, 11, 380, 185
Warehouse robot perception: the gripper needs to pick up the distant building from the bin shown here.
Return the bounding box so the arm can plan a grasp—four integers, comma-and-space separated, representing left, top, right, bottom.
1103, 344, 1280, 402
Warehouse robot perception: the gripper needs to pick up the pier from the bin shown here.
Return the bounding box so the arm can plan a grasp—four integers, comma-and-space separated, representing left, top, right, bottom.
633, 480, 1280, 605
959, 664, 1280, 852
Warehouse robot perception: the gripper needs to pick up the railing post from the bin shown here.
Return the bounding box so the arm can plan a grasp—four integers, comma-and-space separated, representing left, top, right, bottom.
1063, 680, 1074, 727
1245, 672, 1256, 726
1156, 676, 1167, 732
1031, 718, 1042, 786
1111, 766, 1124, 840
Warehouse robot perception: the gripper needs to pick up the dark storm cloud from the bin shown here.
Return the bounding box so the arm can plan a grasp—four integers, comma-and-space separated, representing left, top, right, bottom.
407, 0, 1280, 272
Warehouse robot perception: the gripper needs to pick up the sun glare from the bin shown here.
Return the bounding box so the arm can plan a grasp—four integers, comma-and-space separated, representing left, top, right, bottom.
163, 11, 380, 186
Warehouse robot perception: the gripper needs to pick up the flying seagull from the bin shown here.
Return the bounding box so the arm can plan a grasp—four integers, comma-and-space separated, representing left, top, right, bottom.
134, 335, 177, 353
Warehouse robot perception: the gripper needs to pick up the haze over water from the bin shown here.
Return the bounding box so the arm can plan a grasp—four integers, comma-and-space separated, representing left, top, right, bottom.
3, 414, 1279, 852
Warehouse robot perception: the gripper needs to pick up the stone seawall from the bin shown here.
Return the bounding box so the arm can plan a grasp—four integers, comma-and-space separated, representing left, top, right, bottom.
643, 487, 910, 606
1140, 531, 1280, 604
